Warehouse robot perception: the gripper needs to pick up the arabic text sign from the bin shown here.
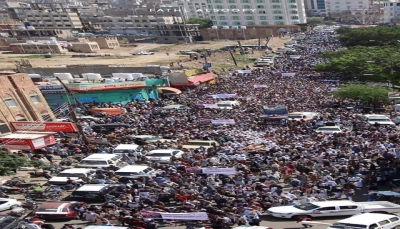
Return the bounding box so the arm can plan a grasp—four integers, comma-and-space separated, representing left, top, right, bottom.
211, 119, 235, 125
11, 122, 78, 132
202, 167, 237, 175
160, 212, 209, 221
67, 81, 146, 91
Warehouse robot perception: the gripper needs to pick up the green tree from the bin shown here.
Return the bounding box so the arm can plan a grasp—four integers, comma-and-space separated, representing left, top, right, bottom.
316, 46, 400, 82
0, 150, 45, 175
336, 26, 400, 47
185, 18, 213, 29
332, 84, 390, 106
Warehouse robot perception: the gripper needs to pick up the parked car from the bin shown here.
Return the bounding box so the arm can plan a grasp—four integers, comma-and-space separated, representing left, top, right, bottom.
0, 215, 24, 229
35, 201, 85, 220
145, 149, 184, 164
363, 114, 395, 125
267, 200, 400, 220
0, 198, 21, 211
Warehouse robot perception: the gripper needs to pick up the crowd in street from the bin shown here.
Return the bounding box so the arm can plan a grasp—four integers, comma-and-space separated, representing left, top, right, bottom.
28, 30, 400, 229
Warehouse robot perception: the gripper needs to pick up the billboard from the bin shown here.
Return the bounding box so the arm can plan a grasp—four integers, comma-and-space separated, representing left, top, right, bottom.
11, 122, 78, 132
0, 134, 56, 150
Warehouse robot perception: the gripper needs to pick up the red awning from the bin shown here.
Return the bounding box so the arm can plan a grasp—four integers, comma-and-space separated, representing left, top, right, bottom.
188, 73, 215, 86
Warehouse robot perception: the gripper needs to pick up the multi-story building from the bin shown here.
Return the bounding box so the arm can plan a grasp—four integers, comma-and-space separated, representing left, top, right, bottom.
9, 40, 66, 54
155, 24, 200, 43
204, 0, 307, 26
325, 0, 369, 14
6, 3, 83, 30
0, 73, 56, 134
178, 0, 210, 19
383, 0, 400, 24
304, 0, 326, 16
326, 0, 383, 24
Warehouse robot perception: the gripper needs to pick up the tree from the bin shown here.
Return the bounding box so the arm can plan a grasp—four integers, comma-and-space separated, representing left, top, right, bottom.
336, 26, 400, 47
185, 18, 213, 29
332, 84, 390, 107
0, 150, 45, 175
316, 46, 400, 83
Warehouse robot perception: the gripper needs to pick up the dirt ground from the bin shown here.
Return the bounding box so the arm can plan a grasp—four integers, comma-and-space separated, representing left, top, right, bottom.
0, 37, 290, 71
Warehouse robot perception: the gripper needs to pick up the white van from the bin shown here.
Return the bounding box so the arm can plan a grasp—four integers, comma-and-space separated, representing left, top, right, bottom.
115, 165, 155, 178
144, 149, 184, 164
326, 213, 400, 229
182, 140, 219, 149
48, 168, 95, 185
76, 154, 125, 169
113, 144, 143, 156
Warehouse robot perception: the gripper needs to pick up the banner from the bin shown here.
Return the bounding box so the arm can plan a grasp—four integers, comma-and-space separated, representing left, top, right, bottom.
263, 105, 288, 115
185, 167, 202, 173
254, 84, 268, 88
211, 119, 235, 125
202, 167, 237, 175
209, 94, 237, 99
141, 211, 162, 219
235, 70, 251, 74
11, 122, 78, 132
289, 55, 302, 59
67, 81, 146, 92
160, 212, 208, 221
281, 73, 296, 77
37, 85, 66, 94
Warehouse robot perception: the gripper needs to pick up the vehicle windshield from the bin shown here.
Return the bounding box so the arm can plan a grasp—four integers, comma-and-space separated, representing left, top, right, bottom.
288, 115, 304, 119
330, 223, 366, 229
368, 118, 391, 122
79, 160, 107, 165
293, 203, 319, 210
146, 153, 172, 157
37, 205, 68, 213
57, 173, 85, 177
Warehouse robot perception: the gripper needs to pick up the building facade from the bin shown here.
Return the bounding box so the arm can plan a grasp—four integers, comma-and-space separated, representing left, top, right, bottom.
9, 41, 66, 54
383, 0, 400, 24
68, 42, 100, 53
88, 37, 120, 49
304, 0, 326, 16
155, 24, 200, 43
325, 0, 369, 14
0, 73, 55, 134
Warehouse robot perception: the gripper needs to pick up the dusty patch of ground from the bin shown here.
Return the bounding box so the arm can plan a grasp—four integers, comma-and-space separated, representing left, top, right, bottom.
0, 37, 290, 71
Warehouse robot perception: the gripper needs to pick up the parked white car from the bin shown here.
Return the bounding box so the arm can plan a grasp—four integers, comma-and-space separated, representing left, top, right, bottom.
145, 149, 184, 164
268, 200, 400, 220
288, 112, 319, 121
363, 114, 395, 125
0, 198, 21, 211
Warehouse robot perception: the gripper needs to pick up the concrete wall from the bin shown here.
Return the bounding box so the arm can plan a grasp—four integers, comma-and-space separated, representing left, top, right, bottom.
18, 66, 163, 77
88, 37, 120, 49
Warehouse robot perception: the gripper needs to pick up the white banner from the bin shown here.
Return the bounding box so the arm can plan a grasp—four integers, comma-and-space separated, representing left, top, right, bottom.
209, 93, 237, 99
202, 167, 237, 175
281, 73, 296, 77
211, 119, 235, 125
202, 104, 218, 108
160, 212, 208, 221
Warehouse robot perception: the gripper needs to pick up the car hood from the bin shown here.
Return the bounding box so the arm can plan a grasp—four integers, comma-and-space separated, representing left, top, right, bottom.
268, 206, 307, 214
145, 156, 171, 161
182, 145, 212, 149
49, 177, 82, 182
367, 121, 395, 125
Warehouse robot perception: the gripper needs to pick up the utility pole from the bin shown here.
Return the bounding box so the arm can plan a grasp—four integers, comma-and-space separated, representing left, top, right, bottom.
258, 37, 261, 49
237, 40, 245, 55
229, 50, 237, 66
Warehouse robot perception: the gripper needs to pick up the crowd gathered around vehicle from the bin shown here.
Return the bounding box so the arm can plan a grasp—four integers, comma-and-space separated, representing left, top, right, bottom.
3, 29, 400, 229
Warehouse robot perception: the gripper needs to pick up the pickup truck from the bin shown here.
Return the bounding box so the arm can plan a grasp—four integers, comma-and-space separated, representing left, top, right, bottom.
267, 200, 400, 220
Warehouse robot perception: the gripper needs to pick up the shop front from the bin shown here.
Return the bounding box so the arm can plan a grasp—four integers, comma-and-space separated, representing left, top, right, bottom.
0, 132, 57, 150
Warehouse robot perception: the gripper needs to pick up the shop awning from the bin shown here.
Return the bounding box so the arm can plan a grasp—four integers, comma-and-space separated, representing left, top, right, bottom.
157, 87, 182, 94
188, 73, 215, 86
0, 132, 57, 150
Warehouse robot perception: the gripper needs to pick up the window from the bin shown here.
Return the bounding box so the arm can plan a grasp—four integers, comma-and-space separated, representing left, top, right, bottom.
369, 224, 378, 229
259, 10, 266, 14
291, 16, 298, 19
233, 21, 241, 25
243, 5, 251, 8
30, 95, 41, 103
273, 5, 281, 8
271, 0, 280, 2
228, 0, 236, 2
4, 99, 17, 107
216, 5, 223, 9
273, 10, 282, 14
245, 16, 254, 20
390, 217, 399, 222
241, 0, 250, 2
257, 5, 265, 8
290, 5, 297, 8
211, 16, 216, 19
229, 5, 237, 8
256, 0, 264, 2
219, 16, 226, 20
275, 21, 284, 25
214, 0, 222, 2
259, 16, 267, 20
318, 207, 336, 211
290, 10, 298, 14
274, 16, 283, 20
339, 205, 358, 210
288, 0, 295, 2
219, 21, 228, 25
232, 16, 240, 20
261, 21, 269, 24
378, 220, 390, 226
42, 114, 52, 121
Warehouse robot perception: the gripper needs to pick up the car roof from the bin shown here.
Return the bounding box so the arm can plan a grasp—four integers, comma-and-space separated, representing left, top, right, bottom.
314, 200, 355, 207
133, 135, 157, 138
75, 184, 110, 192
116, 165, 151, 172
148, 149, 181, 153
318, 126, 340, 128
336, 213, 398, 225
60, 168, 95, 173
114, 144, 139, 150
39, 201, 70, 209
0, 198, 15, 201
82, 154, 118, 160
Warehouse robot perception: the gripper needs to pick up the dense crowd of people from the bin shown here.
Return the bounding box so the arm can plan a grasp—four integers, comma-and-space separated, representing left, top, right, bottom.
28, 30, 400, 229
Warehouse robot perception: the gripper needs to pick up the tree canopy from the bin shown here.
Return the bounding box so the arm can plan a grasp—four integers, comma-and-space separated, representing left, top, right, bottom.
0, 150, 45, 175
185, 18, 213, 29
336, 26, 400, 47
332, 84, 390, 106
316, 46, 400, 83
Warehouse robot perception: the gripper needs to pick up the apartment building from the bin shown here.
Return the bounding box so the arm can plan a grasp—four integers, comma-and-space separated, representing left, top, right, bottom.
67, 41, 100, 53
155, 24, 200, 43
178, 0, 211, 19
6, 3, 83, 30
383, 0, 400, 24
304, 0, 326, 16
325, 0, 369, 13
88, 37, 120, 49
0, 73, 55, 134
205, 0, 307, 26
85, 15, 180, 35
9, 40, 66, 54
